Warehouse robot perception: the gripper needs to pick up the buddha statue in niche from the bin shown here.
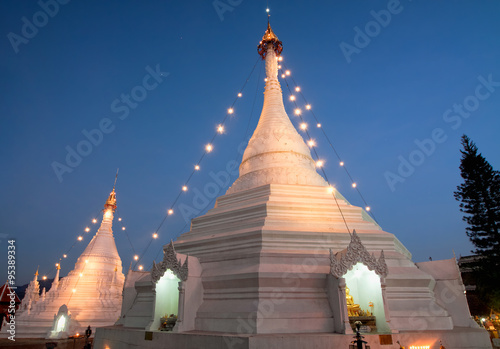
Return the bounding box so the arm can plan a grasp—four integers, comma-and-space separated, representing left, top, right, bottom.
346, 287, 360, 316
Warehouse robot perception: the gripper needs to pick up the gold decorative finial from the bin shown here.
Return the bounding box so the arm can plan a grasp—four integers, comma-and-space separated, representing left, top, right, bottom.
257, 18, 283, 59
104, 171, 118, 213
35, 266, 39, 276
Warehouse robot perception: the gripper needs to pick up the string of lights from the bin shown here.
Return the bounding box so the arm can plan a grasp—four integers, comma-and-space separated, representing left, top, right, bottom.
131, 57, 262, 270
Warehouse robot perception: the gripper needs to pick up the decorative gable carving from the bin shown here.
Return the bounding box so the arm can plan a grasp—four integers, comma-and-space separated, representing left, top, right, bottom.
330, 230, 388, 278
151, 241, 188, 283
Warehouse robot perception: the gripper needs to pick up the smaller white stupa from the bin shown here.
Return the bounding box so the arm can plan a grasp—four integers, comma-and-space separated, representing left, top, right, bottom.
2, 186, 125, 338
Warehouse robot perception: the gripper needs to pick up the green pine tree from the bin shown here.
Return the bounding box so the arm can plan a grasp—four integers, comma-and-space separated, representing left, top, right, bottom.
454, 134, 500, 311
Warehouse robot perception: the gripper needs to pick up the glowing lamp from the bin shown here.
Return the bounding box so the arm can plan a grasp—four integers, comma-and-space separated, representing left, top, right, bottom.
122, 227, 126, 230
266, 8, 270, 13
327, 186, 335, 194
138, 265, 144, 271
63, 254, 67, 258
227, 108, 234, 114
92, 219, 97, 224
366, 206, 371, 211
289, 95, 296, 101
340, 161, 344, 166
168, 209, 174, 215
295, 86, 301, 92
182, 186, 188, 191
237, 92, 242, 97
316, 160, 324, 168
134, 255, 139, 261
278, 56, 283, 62
72, 289, 76, 293
281, 74, 285, 78
264, 78, 268, 82
43, 276, 47, 280
285, 70, 291, 76
77, 236, 83, 241
307, 139, 315, 147
294, 108, 301, 116
85, 260, 88, 264
306, 104, 311, 110
153, 233, 158, 239
206, 144, 213, 152
278, 65, 282, 69
352, 183, 357, 188
118, 218, 122, 221
195, 165, 200, 170
217, 125, 224, 133
300, 123, 307, 130
84, 227, 90, 232
79, 273, 83, 277
317, 123, 321, 128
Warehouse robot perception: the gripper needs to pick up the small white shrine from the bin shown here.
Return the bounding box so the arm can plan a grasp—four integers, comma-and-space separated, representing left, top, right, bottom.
94, 22, 491, 349
1, 188, 125, 339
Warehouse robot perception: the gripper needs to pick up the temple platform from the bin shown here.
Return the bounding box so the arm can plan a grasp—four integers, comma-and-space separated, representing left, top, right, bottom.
94, 326, 492, 349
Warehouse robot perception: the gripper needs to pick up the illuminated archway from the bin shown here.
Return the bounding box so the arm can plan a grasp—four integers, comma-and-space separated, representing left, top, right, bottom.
151, 269, 181, 330
343, 262, 390, 333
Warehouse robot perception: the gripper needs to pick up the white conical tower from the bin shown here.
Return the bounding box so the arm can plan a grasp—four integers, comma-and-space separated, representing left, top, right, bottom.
173, 21, 462, 335
228, 24, 327, 194
3, 186, 125, 338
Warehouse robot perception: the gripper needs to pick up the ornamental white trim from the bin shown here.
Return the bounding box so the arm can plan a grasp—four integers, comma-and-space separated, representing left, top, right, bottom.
151, 241, 188, 283
329, 230, 388, 278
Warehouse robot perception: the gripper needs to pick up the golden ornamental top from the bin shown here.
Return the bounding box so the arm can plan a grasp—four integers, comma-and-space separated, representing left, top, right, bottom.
262, 22, 278, 42
104, 189, 117, 212
258, 21, 283, 59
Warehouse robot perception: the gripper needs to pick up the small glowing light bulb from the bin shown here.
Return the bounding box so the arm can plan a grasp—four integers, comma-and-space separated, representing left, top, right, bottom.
266, 8, 270, 13
217, 125, 224, 134
85, 260, 88, 264
206, 144, 213, 152
168, 209, 174, 215
327, 186, 335, 194
63, 254, 67, 258
300, 123, 307, 130
55, 263, 59, 267
43, 275, 47, 280
307, 139, 315, 147
92, 218, 97, 224
317, 123, 321, 128
316, 160, 324, 168
281, 74, 285, 79
278, 65, 282, 69
118, 218, 122, 221
295, 86, 301, 92
194, 165, 200, 170
122, 227, 126, 231
138, 265, 144, 271
227, 108, 234, 114
352, 183, 357, 188
77, 236, 83, 241
85, 227, 90, 232
278, 56, 283, 62
294, 108, 301, 116
264, 78, 268, 82
285, 70, 291, 76
289, 95, 296, 101
339, 161, 344, 166
306, 104, 311, 110
182, 185, 188, 192
79, 273, 83, 277
365, 206, 371, 211
72, 289, 76, 293
134, 255, 139, 261
237, 92, 242, 97
152, 233, 158, 239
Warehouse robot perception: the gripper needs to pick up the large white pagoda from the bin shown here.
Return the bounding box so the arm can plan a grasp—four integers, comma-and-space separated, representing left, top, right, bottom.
94, 22, 491, 349
3, 188, 125, 339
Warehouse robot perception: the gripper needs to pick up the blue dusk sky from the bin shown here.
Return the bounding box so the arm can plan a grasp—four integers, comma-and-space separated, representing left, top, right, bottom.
1, 1, 499, 285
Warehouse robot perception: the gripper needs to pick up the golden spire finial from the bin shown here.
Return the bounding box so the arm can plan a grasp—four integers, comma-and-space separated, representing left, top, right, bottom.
257, 14, 283, 59
104, 170, 118, 212
35, 266, 39, 276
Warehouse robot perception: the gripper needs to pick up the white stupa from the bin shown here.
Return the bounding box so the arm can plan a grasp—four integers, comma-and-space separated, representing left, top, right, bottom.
95, 22, 491, 349
4, 188, 125, 339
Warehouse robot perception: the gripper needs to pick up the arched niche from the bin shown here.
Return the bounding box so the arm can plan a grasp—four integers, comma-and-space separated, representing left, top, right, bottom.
47, 304, 72, 339
150, 241, 188, 332
329, 230, 394, 334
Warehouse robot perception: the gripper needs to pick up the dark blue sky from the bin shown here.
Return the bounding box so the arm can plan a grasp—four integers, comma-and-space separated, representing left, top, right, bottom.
1, 1, 499, 285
